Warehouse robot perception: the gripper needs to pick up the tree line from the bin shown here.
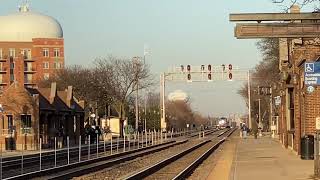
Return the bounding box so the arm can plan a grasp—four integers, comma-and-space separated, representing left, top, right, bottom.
40, 55, 209, 134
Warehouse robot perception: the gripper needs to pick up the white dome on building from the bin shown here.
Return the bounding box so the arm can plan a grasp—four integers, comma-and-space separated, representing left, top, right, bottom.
0, 5, 63, 42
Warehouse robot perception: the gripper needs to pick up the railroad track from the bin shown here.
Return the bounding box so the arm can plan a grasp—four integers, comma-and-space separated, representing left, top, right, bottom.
3, 128, 219, 180
71, 129, 226, 180
123, 128, 236, 180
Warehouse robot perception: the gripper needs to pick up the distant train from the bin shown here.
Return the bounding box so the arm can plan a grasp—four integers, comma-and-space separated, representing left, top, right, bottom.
217, 117, 230, 129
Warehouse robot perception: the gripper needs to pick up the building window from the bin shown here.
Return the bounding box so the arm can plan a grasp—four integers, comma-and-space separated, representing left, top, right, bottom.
10, 62, 14, 69
24, 74, 32, 84
54, 48, 60, 57
42, 48, 49, 57
0, 62, 3, 71
9, 48, 15, 58
10, 74, 14, 83
7, 115, 14, 134
24, 62, 32, 71
54, 62, 62, 69
21, 115, 32, 134
22, 49, 32, 60
0, 49, 2, 59
0, 74, 2, 83
43, 62, 49, 69
44, 73, 50, 80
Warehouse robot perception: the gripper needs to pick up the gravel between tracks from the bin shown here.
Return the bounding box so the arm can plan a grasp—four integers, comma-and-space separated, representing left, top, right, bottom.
72, 131, 223, 180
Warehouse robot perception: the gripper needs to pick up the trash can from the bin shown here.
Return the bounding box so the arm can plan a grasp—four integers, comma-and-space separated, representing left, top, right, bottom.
5, 137, 16, 150
301, 135, 314, 160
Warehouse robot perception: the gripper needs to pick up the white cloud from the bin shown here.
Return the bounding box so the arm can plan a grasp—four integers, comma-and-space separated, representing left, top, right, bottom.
168, 90, 188, 101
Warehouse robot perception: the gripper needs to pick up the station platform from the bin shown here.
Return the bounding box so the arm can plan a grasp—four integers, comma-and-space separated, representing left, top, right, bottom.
207, 133, 315, 180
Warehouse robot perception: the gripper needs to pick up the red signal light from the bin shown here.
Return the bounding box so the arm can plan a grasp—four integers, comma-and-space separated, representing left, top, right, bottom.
229, 73, 233, 80
187, 65, 191, 72
208, 64, 212, 72
228, 64, 233, 70
187, 74, 191, 81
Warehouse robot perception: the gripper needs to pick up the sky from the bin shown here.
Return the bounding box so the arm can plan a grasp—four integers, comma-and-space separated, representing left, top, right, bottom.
0, 0, 315, 117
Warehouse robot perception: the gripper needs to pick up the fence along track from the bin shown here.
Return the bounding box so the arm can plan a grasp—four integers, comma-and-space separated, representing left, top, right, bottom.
5, 140, 180, 180
2, 128, 217, 179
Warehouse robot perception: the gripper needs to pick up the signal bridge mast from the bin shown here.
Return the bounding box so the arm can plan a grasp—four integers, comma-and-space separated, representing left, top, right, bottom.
160, 64, 252, 131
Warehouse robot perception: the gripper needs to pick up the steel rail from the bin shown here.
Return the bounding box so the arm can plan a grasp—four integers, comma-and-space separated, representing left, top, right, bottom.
5, 140, 183, 180
173, 128, 237, 180
123, 129, 231, 180
2, 129, 216, 171
123, 140, 211, 180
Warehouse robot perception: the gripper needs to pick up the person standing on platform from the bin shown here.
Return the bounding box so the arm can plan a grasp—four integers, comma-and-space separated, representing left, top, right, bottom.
242, 123, 247, 139
239, 122, 243, 138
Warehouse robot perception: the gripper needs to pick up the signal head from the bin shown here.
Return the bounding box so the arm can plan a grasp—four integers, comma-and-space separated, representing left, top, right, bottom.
228, 72, 233, 80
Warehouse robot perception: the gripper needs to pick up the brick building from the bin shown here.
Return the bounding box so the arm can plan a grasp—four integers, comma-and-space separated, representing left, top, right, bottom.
0, 82, 85, 150
0, 4, 64, 91
278, 37, 320, 154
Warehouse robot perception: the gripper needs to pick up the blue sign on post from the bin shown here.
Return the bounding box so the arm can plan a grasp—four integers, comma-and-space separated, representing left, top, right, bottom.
305, 62, 320, 86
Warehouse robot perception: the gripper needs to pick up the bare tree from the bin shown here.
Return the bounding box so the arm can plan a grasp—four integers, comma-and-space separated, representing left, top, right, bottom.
40, 55, 155, 137
94, 56, 154, 136
166, 100, 194, 130
272, 0, 319, 11
238, 38, 281, 130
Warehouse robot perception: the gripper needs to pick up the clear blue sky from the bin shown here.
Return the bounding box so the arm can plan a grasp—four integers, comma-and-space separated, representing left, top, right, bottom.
0, 0, 314, 117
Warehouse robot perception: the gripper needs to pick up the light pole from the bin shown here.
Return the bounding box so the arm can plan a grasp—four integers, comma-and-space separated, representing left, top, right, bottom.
144, 92, 148, 132
247, 70, 252, 129
132, 57, 140, 132
160, 73, 167, 131
258, 98, 262, 136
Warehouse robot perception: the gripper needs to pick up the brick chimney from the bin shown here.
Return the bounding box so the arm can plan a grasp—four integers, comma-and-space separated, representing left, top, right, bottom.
50, 82, 57, 104
33, 94, 39, 107
66, 86, 72, 107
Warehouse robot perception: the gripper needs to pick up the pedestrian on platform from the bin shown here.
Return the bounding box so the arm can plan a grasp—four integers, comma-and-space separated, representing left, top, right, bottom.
242, 123, 247, 139
239, 122, 243, 138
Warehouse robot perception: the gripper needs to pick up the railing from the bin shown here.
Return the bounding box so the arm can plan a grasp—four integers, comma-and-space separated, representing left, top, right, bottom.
0, 67, 7, 72
23, 56, 34, 61
0, 128, 33, 136
0, 129, 14, 136
24, 67, 36, 72
21, 127, 33, 134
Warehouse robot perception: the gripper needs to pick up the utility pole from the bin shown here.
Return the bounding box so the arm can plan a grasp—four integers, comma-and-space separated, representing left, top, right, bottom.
144, 92, 147, 132
258, 98, 262, 136
270, 88, 273, 132
258, 99, 261, 126
135, 82, 139, 132
247, 70, 252, 129
160, 73, 166, 131
132, 57, 140, 132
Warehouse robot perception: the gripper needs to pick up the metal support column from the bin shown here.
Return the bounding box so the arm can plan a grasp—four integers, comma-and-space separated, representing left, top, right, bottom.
160, 73, 167, 131
248, 70, 252, 129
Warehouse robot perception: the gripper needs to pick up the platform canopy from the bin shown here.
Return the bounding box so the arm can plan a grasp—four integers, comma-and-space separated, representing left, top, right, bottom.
230, 13, 320, 22
230, 12, 320, 39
